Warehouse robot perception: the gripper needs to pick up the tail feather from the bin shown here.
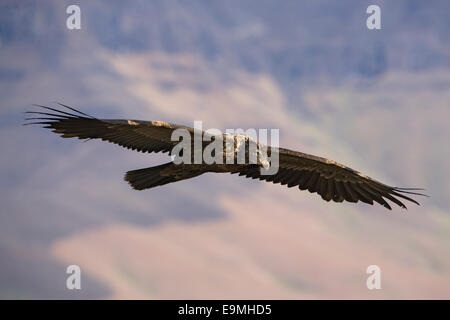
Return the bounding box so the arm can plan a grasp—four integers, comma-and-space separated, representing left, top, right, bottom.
124, 163, 177, 190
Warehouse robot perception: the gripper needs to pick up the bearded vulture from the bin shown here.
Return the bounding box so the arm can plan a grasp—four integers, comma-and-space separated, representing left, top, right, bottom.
24, 104, 426, 210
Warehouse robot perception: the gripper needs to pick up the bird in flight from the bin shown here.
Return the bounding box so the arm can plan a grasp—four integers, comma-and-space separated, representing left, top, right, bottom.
25, 104, 426, 210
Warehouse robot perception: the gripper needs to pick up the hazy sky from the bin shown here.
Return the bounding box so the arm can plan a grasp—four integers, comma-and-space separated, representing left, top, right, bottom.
0, 0, 449, 299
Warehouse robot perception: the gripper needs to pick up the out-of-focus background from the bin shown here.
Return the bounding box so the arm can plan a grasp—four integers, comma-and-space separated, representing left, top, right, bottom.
0, 0, 449, 299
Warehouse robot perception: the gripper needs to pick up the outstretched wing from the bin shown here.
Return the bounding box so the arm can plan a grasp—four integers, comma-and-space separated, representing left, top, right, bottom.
24, 104, 194, 154
235, 148, 426, 210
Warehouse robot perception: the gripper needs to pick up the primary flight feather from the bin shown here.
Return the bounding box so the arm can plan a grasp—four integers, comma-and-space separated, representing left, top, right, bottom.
24, 104, 426, 210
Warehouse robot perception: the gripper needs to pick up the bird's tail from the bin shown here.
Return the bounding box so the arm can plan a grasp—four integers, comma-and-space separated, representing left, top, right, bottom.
124, 162, 206, 190
124, 162, 178, 190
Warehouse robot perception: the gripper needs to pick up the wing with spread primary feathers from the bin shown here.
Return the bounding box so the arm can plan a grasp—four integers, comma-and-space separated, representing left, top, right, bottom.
234, 148, 426, 210
24, 104, 194, 154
